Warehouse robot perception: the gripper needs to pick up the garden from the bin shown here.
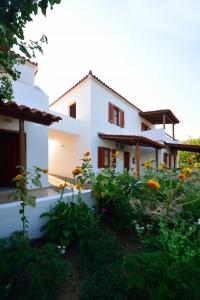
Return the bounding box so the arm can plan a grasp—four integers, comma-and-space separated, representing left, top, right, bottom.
0, 151, 200, 300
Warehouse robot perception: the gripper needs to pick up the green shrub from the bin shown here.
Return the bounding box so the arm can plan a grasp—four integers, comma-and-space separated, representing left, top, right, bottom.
40, 197, 96, 246
0, 232, 71, 300
79, 227, 126, 300
123, 251, 200, 300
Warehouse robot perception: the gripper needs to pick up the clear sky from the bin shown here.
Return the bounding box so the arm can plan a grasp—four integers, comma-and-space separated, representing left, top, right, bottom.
24, 0, 200, 140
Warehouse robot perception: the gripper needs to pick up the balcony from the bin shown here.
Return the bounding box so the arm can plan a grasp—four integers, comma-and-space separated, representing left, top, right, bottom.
49, 110, 80, 135
141, 128, 179, 143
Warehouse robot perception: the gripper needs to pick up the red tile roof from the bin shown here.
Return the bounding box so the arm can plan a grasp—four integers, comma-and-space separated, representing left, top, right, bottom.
166, 143, 200, 152
50, 71, 141, 111
0, 100, 61, 126
98, 133, 165, 149
139, 109, 179, 124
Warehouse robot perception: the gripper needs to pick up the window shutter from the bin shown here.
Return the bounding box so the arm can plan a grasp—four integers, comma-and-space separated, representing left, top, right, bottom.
120, 110, 124, 128
108, 102, 113, 123
163, 153, 168, 165
111, 149, 117, 167
169, 154, 172, 168
141, 122, 146, 131
98, 147, 104, 168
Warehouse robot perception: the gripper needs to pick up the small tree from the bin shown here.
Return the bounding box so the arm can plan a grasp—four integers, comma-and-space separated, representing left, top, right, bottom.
0, 0, 61, 100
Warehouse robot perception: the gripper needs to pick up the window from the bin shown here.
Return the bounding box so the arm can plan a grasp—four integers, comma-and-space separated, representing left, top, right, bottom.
69, 103, 76, 118
108, 102, 124, 127
141, 122, 151, 131
98, 147, 110, 168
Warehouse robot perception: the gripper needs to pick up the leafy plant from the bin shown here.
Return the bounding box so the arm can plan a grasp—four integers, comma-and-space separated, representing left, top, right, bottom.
79, 227, 125, 300
40, 197, 96, 246
123, 251, 200, 300
11, 166, 45, 237
0, 232, 71, 300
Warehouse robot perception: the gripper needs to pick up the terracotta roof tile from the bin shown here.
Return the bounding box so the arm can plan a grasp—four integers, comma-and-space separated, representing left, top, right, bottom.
0, 100, 61, 126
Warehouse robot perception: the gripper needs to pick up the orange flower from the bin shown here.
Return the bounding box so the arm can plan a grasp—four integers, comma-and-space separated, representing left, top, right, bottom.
85, 151, 90, 157
82, 157, 91, 162
15, 174, 23, 181
74, 184, 84, 190
59, 184, 64, 189
43, 169, 48, 174
147, 179, 160, 189
179, 173, 186, 181
72, 167, 82, 176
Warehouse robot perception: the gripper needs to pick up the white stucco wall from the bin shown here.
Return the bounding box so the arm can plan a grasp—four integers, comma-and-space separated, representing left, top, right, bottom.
0, 190, 92, 239
0, 62, 49, 187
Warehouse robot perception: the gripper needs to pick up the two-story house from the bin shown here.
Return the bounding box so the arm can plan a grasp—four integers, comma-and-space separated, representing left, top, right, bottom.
49, 71, 183, 178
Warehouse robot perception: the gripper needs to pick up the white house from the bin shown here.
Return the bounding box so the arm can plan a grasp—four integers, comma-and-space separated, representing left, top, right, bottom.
0, 59, 61, 189
49, 71, 182, 178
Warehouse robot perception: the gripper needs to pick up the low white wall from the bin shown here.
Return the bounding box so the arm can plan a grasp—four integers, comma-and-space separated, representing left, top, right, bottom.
49, 110, 81, 135
0, 190, 93, 240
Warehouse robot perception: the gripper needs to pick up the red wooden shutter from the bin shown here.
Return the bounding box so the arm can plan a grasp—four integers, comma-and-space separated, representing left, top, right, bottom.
120, 110, 124, 128
98, 147, 104, 168
108, 102, 113, 123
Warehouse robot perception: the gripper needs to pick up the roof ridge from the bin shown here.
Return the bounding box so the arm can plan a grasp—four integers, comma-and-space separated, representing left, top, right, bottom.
50, 71, 142, 111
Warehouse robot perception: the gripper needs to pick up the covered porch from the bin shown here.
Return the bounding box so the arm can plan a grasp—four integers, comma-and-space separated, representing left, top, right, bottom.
0, 99, 61, 189
98, 133, 165, 176
139, 109, 180, 140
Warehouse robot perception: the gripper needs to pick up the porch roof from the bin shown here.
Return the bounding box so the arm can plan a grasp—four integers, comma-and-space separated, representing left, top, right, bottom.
166, 143, 200, 152
0, 100, 61, 126
139, 109, 179, 124
98, 133, 165, 149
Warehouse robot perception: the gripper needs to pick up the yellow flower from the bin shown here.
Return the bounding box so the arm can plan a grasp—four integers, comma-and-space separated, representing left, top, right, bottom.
112, 150, 120, 158
72, 167, 82, 176
15, 174, 23, 181
74, 184, 84, 190
100, 192, 105, 198
147, 179, 160, 189
82, 157, 91, 162
84, 151, 90, 157
59, 184, 65, 189
184, 168, 193, 177
178, 173, 186, 181
144, 160, 152, 168
43, 169, 48, 174
161, 162, 166, 171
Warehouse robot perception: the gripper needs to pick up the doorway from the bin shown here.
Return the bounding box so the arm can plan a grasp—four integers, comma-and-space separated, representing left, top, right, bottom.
124, 151, 130, 171
0, 130, 20, 188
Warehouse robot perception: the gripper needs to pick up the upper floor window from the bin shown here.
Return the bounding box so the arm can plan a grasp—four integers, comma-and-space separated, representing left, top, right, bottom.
69, 103, 76, 118
141, 122, 151, 131
109, 102, 124, 128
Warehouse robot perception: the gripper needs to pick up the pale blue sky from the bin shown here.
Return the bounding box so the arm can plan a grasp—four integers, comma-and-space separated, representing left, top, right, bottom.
24, 0, 200, 140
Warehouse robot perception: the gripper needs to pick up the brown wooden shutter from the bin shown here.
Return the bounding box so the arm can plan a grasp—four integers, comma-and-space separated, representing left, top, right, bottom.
98, 147, 104, 168
120, 110, 124, 128
108, 102, 113, 123
141, 122, 146, 131
169, 154, 172, 168
111, 149, 116, 166
163, 153, 168, 165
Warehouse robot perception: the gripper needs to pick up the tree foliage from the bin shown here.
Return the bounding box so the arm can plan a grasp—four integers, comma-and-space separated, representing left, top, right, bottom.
0, 0, 61, 100
179, 137, 200, 166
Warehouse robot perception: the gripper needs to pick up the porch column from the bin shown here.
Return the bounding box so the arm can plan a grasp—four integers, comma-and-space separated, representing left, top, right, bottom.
155, 148, 159, 171
173, 151, 177, 169
136, 143, 140, 177
172, 123, 175, 140
163, 113, 166, 129
19, 118, 26, 171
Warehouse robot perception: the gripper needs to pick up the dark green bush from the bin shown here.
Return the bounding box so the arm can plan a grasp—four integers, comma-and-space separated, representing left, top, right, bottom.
41, 198, 96, 246
79, 227, 126, 300
0, 232, 71, 300
123, 251, 200, 300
